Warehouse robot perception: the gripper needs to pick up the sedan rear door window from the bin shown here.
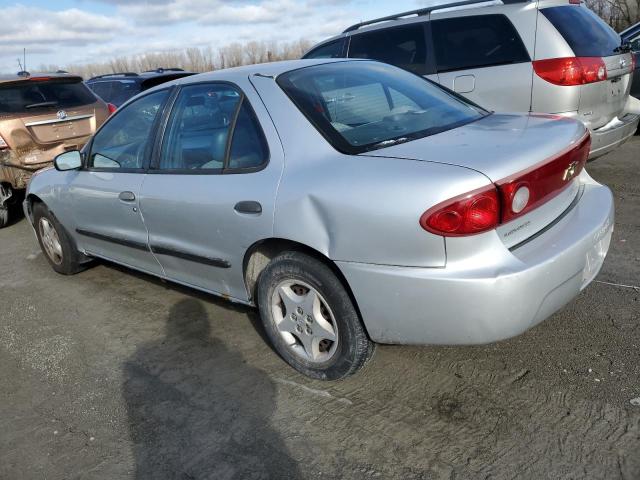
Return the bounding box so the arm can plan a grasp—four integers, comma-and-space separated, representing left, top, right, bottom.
431, 14, 530, 72
158, 83, 268, 172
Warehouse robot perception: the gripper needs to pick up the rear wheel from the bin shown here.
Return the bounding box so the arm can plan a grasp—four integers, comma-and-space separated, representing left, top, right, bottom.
33, 203, 86, 275
257, 251, 374, 380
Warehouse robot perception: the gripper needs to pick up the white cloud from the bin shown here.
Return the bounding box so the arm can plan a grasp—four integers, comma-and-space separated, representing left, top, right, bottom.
0, 0, 420, 73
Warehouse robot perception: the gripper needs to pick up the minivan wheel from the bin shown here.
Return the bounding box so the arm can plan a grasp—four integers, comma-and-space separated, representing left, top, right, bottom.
257, 251, 375, 380
33, 203, 86, 275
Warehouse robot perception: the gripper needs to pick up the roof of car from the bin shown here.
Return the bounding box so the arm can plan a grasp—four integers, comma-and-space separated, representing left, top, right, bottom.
0, 72, 82, 85
305, 0, 532, 52
180, 58, 354, 83
87, 68, 195, 82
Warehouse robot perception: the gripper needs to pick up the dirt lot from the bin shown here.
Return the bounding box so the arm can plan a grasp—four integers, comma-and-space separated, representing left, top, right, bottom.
1, 139, 639, 480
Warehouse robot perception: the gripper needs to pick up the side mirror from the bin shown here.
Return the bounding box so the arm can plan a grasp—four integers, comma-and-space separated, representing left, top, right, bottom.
54, 150, 82, 171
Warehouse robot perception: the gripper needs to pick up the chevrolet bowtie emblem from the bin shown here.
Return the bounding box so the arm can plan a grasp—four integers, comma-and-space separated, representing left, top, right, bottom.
563, 161, 579, 181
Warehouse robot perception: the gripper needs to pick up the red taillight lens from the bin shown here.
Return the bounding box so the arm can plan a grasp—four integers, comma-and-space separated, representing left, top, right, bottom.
107, 103, 117, 115
533, 57, 607, 86
420, 186, 500, 237
497, 134, 591, 224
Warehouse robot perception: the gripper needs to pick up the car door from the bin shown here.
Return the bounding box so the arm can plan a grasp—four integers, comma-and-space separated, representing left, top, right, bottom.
139, 81, 284, 301
69, 88, 170, 275
429, 13, 534, 112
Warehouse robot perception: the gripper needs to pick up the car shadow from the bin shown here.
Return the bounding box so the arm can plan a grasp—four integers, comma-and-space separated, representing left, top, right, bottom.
122, 298, 302, 480
100, 262, 278, 357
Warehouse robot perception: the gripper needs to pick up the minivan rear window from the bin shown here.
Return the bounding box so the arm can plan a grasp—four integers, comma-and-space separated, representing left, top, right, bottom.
541, 6, 621, 57
0, 79, 97, 114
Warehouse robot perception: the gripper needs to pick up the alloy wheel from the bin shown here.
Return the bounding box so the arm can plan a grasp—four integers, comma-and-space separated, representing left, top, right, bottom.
271, 280, 339, 363
39, 218, 63, 265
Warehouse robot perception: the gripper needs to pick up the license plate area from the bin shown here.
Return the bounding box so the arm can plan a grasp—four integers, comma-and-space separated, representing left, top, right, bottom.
581, 226, 613, 289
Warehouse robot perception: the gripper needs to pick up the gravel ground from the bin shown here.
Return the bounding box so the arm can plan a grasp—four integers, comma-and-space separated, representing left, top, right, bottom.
1, 138, 639, 480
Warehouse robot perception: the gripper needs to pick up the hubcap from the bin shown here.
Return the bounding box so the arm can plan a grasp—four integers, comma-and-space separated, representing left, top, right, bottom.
271, 280, 338, 363
39, 218, 63, 265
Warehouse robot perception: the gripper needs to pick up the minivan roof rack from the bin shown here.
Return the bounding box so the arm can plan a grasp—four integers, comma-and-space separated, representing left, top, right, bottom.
88, 72, 139, 81
343, 0, 529, 33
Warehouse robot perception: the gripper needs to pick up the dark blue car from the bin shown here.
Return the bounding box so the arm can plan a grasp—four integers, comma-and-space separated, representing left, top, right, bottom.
86, 68, 195, 108
621, 22, 640, 98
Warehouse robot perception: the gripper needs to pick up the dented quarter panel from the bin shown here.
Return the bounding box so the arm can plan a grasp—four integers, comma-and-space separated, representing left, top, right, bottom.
249, 72, 492, 268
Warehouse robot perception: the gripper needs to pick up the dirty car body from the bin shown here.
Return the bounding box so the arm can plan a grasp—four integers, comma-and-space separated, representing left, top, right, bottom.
25, 60, 614, 377
0, 72, 110, 226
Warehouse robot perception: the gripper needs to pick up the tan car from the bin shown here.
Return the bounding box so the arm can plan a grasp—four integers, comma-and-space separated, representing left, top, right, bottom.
0, 72, 111, 227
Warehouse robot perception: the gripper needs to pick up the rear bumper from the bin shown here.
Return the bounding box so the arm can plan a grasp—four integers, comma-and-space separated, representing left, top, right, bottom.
0, 151, 52, 190
337, 175, 614, 345
587, 113, 639, 160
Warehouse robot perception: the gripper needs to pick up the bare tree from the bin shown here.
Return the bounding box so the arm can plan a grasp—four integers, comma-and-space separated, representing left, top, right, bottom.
586, 0, 639, 31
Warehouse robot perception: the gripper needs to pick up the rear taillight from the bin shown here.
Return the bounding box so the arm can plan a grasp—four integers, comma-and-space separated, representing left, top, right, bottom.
497, 134, 591, 224
420, 186, 500, 237
533, 57, 607, 86
107, 103, 117, 115
0, 135, 9, 150
420, 134, 591, 236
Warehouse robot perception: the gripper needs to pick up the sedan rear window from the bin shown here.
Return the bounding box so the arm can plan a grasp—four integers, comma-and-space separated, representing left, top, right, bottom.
0, 79, 97, 113
277, 61, 486, 154
541, 6, 621, 57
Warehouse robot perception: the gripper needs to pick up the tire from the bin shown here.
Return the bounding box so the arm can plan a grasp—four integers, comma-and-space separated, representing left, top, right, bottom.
0, 184, 11, 228
257, 251, 375, 380
0, 205, 8, 228
33, 203, 86, 275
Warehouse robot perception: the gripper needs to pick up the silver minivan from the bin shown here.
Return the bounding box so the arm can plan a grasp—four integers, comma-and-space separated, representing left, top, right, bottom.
304, 0, 639, 159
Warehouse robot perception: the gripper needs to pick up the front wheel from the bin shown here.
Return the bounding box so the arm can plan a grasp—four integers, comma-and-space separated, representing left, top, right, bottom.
33, 203, 86, 275
257, 251, 375, 380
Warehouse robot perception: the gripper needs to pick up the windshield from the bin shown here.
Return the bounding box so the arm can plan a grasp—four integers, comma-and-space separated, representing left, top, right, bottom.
277, 61, 487, 154
0, 78, 97, 114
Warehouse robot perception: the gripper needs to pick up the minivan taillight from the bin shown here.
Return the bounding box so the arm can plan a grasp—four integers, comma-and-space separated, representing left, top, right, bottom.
107, 103, 117, 115
533, 57, 607, 86
420, 186, 500, 237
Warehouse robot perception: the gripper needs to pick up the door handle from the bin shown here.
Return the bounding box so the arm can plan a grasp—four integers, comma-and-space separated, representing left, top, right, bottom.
119, 191, 136, 202
234, 201, 262, 215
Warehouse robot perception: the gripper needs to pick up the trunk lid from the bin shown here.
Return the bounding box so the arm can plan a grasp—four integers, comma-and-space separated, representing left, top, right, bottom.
364, 113, 589, 247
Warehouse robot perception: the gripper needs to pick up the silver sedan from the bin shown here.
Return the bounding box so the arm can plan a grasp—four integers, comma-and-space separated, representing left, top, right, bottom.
24, 59, 614, 380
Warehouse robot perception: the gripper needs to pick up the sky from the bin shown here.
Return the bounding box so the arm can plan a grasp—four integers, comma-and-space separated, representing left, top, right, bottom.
0, 0, 431, 73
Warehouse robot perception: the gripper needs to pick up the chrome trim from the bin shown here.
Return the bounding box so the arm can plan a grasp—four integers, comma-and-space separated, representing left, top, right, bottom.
25, 114, 93, 127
